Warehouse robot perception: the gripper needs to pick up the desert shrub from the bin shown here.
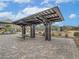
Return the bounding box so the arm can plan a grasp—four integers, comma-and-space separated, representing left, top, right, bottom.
52, 32, 61, 37
38, 32, 42, 34
65, 34, 68, 38
52, 33, 54, 36
74, 32, 79, 37
59, 33, 61, 36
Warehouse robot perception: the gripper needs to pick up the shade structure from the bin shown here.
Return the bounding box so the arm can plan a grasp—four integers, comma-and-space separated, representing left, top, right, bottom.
13, 6, 64, 41
13, 6, 64, 25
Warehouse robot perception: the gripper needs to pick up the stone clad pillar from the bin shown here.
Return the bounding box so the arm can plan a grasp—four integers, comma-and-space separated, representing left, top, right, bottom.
44, 22, 52, 41
30, 24, 35, 38
22, 25, 26, 39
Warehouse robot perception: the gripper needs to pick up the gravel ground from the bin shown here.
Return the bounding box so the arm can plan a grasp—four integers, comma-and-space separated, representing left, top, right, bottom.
0, 33, 79, 59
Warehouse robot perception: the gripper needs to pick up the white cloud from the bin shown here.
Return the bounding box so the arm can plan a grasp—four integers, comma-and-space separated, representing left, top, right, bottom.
69, 14, 77, 19
56, 0, 64, 4
55, 0, 73, 4
0, 12, 12, 17
0, 12, 15, 20
41, 0, 77, 5
0, 2, 7, 10
11, 6, 49, 20
23, 7, 48, 15
0, 6, 49, 21
41, 0, 49, 5
14, 0, 32, 4
0, 2, 6, 7
53, 21, 64, 26
0, 0, 11, 2
14, 12, 26, 20
41, 0, 54, 8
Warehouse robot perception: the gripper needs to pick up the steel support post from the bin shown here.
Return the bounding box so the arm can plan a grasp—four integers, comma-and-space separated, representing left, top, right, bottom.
22, 25, 26, 39
44, 22, 51, 41
30, 24, 35, 38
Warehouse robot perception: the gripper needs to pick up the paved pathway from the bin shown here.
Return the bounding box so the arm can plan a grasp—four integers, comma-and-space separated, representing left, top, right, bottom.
0, 34, 79, 59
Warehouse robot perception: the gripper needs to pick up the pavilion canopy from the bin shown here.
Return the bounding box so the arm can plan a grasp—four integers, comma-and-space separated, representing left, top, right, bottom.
13, 6, 64, 25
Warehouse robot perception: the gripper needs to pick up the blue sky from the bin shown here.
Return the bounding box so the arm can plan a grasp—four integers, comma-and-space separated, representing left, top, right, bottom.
0, 0, 79, 26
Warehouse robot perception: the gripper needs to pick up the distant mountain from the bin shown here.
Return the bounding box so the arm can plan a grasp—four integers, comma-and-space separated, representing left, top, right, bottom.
0, 19, 12, 22
0, 19, 12, 24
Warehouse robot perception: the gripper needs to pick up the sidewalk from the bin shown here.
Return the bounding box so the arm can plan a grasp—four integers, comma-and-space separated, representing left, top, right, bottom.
0, 34, 79, 59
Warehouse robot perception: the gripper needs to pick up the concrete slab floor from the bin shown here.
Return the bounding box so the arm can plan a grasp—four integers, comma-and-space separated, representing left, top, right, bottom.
0, 34, 79, 59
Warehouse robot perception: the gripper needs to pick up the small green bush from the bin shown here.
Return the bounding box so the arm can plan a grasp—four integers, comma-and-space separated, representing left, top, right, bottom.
74, 32, 79, 37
